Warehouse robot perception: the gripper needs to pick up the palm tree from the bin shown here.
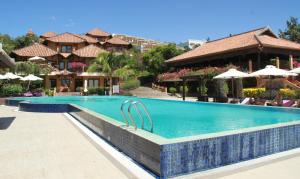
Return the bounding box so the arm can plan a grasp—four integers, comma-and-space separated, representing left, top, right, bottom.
88, 51, 126, 95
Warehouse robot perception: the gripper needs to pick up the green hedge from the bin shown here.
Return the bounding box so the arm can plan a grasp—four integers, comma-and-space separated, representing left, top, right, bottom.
169, 87, 177, 95
179, 86, 189, 94
87, 87, 105, 95
1, 84, 24, 96
120, 79, 140, 90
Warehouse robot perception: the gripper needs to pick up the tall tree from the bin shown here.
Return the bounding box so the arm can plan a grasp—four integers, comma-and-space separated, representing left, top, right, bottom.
88, 51, 128, 94
142, 44, 184, 75
15, 34, 39, 49
0, 34, 16, 53
279, 17, 300, 43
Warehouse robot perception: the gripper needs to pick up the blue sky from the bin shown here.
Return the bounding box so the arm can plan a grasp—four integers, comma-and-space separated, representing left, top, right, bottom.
1, 0, 300, 43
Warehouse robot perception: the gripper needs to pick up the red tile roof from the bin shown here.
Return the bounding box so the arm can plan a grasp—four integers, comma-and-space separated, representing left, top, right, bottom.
72, 44, 107, 58
77, 35, 98, 44
256, 35, 300, 50
40, 32, 57, 38
86, 28, 110, 37
105, 37, 130, 45
59, 53, 71, 58
46, 32, 86, 43
12, 43, 57, 57
166, 27, 300, 64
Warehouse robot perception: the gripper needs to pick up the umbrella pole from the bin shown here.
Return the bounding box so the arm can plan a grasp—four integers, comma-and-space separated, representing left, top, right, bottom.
27, 81, 31, 91
231, 77, 234, 99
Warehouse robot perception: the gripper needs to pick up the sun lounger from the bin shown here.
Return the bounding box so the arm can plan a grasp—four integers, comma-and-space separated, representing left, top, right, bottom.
282, 100, 295, 107
240, 98, 250, 105
23, 92, 33, 97
33, 92, 42, 97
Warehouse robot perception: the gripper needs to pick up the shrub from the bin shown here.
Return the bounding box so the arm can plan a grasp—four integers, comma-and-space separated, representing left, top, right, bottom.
279, 88, 296, 99
45, 89, 54, 96
87, 87, 105, 95
243, 88, 266, 98
120, 79, 140, 90
197, 86, 208, 96
1, 84, 23, 96
295, 90, 300, 99
179, 86, 189, 94
169, 87, 177, 95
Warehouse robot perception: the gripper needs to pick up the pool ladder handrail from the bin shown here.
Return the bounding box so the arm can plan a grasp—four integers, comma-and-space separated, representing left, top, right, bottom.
120, 100, 136, 127
120, 100, 153, 132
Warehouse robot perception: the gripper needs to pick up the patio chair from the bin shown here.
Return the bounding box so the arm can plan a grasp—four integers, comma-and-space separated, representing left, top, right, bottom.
240, 97, 250, 105
23, 92, 33, 97
282, 100, 295, 107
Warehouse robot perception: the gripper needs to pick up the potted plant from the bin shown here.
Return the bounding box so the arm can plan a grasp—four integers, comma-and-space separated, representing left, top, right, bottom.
168, 87, 177, 96
197, 84, 208, 102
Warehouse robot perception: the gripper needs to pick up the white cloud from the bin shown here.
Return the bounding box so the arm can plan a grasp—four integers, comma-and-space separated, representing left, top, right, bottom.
65, 19, 75, 27
49, 16, 56, 22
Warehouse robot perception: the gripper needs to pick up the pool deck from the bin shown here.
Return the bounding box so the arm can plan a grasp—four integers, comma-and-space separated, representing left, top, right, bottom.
1, 105, 300, 179
0, 105, 130, 179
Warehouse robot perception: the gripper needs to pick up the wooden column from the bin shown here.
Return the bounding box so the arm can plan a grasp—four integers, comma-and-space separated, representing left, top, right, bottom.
257, 53, 261, 69
182, 79, 186, 101
289, 55, 294, 70
248, 59, 253, 73
276, 57, 280, 68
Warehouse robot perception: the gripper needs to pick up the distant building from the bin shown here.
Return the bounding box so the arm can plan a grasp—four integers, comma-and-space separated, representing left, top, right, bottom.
11, 28, 131, 92
178, 39, 206, 50
113, 34, 164, 52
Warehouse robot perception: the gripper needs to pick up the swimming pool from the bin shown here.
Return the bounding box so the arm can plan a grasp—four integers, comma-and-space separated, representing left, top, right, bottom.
7, 96, 300, 178
11, 95, 300, 139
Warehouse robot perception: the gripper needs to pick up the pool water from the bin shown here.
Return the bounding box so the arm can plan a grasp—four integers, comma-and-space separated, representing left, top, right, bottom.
13, 96, 300, 139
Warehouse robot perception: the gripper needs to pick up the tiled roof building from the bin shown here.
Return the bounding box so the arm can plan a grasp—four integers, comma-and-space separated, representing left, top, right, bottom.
166, 27, 300, 72
12, 28, 132, 92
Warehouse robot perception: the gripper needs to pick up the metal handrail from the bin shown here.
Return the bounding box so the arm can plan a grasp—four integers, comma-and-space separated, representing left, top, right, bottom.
128, 101, 153, 132
120, 100, 136, 128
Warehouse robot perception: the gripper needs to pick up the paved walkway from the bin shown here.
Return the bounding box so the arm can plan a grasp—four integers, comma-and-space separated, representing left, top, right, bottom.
0, 105, 129, 179
130, 86, 197, 101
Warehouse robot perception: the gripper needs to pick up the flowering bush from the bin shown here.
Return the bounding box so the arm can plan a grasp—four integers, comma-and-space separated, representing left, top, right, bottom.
157, 69, 190, 81
243, 88, 266, 98
279, 88, 296, 99
70, 62, 87, 71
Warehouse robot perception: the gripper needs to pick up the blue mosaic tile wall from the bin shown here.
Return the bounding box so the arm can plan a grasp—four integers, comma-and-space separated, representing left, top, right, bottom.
19, 102, 70, 113
160, 125, 300, 177
5, 99, 21, 106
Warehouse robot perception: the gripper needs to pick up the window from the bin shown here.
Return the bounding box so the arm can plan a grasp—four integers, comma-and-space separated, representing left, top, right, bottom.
61, 45, 72, 53
59, 61, 65, 70
88, 79, 99, 88
67, 62, 72, 70
50, 79, 57, 89
61, 79, 70, 87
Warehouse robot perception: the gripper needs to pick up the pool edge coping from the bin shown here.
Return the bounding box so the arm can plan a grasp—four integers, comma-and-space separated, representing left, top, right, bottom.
7, 96, 300, 145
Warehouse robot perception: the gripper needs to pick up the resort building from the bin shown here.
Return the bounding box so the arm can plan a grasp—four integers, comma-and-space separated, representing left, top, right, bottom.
11, 28, 131, 92
113, 34, 164, 52
178, 39, 207, 50
166, 27, 300, 72
0, 43, 15, 69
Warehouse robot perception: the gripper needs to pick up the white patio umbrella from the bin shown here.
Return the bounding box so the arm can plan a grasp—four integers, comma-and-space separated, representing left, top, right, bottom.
214, 68, 249, 98
21, 74, 43, 90
250, 65, 297, 99
21, 74, 43, 81
290, 67, 300, 74
249, 65, 297, 77
0, 74, 5, 80
28, 56, 45, 62
2, 72, 22, 80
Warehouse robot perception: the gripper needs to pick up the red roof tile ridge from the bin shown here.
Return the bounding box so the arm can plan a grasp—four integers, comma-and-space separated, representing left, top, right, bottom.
206, 27, 267, 44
